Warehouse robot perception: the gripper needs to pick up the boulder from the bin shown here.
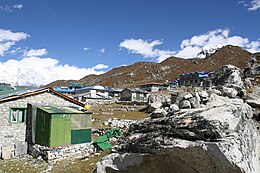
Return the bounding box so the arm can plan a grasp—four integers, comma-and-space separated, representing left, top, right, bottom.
169, 104, 180, 113
179, 100, 191, 109
222, 86, 238, 98
183, 92, 193, 100
198, 90, 209, 99
96, 94, 260, 173
146, 94, 171, 113
213, 65, 243, 87
150, 109, 167, 119
145, 101, 162, 113
189, 93, 201, 108
174, 92, 193, 105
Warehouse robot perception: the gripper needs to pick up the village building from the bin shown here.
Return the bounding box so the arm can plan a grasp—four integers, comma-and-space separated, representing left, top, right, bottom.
55, 85, 110, 102
140, 82, 170, 92
120, 88, 149, 102
0, 88, 92, 160
174, 71, 214, 87
108, 88, 123, 99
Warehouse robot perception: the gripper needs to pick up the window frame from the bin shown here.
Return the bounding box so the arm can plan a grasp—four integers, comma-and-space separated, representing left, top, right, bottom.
9, 107, 27, 124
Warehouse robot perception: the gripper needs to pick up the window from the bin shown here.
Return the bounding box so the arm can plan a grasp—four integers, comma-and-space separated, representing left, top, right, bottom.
10, 108, 26, 123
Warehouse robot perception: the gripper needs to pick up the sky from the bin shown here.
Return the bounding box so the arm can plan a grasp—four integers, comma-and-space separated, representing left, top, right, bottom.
0, 0, 259, 86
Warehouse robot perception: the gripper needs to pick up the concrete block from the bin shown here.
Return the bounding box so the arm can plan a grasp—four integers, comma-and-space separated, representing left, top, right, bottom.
15, 142, 27, 156
1, 146, 11, 160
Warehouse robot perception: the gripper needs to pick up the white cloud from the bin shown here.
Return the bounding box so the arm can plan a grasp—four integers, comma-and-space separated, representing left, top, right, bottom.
13, 4, 23, 10
0, 29, 29, 56
83, 47, 91, 51
24, 48, 48, 57
239, 0, 260, 10
0, 57, 109, 86
120, 29, 260, 61
175, 28, 260, 58
0, 4, 23, 12
119, 39, 175, 62
99, 48, 105, 54
249, 0, 260, 10
93, 64, 109, 69
0, 5, 12, 12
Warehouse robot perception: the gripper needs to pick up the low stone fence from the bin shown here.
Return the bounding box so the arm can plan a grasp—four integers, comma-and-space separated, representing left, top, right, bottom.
29, 143, 96, 162
116, 101, 147, 106
85, 99, 115, 106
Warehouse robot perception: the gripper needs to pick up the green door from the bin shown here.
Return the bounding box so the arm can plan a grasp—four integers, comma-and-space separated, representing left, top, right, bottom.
50, 114, 71, 146
35, 109, 51, 147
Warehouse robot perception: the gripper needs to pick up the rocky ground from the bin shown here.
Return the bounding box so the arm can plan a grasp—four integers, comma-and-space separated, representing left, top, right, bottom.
95, 65, 260, 173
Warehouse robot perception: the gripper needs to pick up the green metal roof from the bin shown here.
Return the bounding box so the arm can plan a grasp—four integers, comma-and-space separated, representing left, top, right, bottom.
37, 106, 90, 114
0, 86, 37, 99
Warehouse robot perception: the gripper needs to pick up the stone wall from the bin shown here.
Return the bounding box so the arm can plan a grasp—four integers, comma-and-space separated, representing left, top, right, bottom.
29, 143, 96, 162
0, 92, 82, 159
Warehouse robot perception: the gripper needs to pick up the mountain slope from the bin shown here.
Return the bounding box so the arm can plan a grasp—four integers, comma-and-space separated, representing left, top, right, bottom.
45, 45, 252, 88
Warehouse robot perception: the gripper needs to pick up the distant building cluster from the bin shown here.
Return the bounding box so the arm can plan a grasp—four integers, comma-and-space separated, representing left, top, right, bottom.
172, 71, 214, 88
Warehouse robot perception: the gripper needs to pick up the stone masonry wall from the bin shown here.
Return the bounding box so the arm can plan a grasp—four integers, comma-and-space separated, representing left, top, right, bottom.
0, 92, 82, 159
29, 143, 96, 162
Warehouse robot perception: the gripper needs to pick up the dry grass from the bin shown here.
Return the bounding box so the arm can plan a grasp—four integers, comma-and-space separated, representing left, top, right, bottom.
90, 103, 149, 129
0, 151, 110, 173
50, 150, 110, 173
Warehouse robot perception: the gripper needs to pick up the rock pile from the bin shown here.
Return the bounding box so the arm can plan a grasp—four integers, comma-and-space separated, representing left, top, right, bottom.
96, 93, 260, 173
29, 143, 96, 163
95, 64, 260, 173
103, 118, 137, 128
98, 106, 138, 112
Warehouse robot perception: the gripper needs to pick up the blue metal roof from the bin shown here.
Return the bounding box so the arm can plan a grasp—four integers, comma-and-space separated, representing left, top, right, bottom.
54, 87, 75, 93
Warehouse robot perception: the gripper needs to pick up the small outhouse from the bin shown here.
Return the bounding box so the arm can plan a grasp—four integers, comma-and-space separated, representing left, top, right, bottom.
33, 105, 92, 147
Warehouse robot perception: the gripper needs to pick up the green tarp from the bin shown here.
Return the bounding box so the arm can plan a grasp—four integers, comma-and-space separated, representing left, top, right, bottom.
94, 128, 123, 151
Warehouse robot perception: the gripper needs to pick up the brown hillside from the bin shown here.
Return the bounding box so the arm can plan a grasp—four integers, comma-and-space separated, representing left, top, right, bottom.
45, 45, 252, 88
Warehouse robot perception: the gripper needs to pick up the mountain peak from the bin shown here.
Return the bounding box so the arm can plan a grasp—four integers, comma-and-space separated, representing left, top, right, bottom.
196, 44, 223, 58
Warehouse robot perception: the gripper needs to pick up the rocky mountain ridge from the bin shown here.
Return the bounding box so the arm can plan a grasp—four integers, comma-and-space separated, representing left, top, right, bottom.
46, 45, 253, 88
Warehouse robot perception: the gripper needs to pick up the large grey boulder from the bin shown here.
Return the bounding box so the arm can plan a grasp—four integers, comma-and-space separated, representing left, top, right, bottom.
96, 94, 260, 173
146, 94, 171, 113
169, 104, 180, 113
213, 65, 243, 87
145, 101, 162, 113
179, 100, 191, 109
222, 86, 238, 98
173, 92, 193, 105
189, 97, 200, 108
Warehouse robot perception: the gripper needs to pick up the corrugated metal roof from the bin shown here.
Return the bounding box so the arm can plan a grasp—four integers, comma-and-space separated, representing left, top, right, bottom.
37, 106, 90, 114
0, 87, 85, 107
54, 87, 75, 93
0, 86, 38, 99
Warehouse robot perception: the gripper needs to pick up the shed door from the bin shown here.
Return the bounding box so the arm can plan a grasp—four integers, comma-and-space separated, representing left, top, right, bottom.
50, 114, 71, 147
35, 109, 51, 147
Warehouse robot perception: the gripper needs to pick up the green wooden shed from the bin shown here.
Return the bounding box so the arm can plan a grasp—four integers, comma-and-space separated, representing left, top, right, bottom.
34, 106, 92, 147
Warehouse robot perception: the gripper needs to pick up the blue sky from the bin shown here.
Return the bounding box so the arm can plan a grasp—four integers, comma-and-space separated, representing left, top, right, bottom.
0, 0, 259, 86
